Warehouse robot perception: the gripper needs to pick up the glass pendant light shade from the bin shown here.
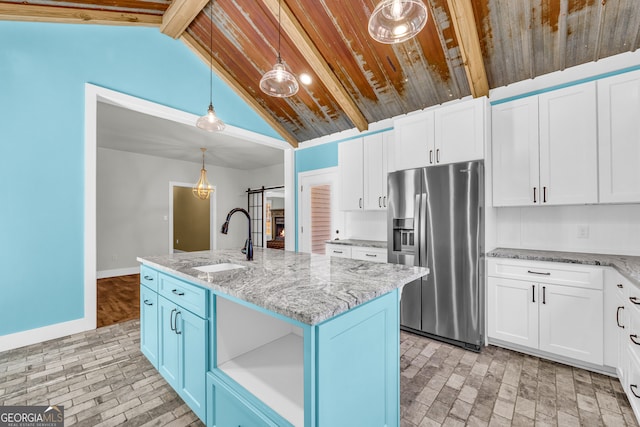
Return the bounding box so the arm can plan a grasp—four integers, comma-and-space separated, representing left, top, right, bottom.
260, 60, 299, 98
368, 0, 428, 44
196, 103, 226, 132
193, 148, 213, 200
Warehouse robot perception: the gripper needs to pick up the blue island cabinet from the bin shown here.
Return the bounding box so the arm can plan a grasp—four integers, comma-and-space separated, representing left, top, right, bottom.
140, 265, 402, 427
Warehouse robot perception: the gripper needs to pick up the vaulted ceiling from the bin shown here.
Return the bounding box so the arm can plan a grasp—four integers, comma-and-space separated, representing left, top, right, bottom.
2, 0, 640, 148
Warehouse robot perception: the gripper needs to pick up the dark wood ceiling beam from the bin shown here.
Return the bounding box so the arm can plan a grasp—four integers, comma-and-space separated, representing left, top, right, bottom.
259, 0, 369, 133
181, 32, 299, 148
161, 0, 209, 39
0, 3, 161, 26
445, 0, 489, 98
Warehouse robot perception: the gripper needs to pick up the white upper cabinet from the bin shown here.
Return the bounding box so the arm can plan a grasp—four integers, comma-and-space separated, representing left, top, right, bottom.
434, 96, 486, 164
491, 81, 598, 207
339, 131, 393, 211
393, 111, 433, 170
492, 96, 540, 206
538, 81, 598, 205
339, 138, 364, 211
598, 70, 640, 203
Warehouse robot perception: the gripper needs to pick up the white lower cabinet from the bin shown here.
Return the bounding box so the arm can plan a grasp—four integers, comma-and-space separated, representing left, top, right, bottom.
325, 243, 387, 263
487, 258, 603, 366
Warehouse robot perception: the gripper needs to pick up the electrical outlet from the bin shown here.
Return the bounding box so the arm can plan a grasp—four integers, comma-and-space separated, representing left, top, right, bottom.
577, 225, 589, 239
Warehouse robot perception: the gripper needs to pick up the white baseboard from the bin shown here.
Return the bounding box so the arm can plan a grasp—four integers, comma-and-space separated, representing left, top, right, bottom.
97, 267, 140, 279
0, 317, 95, 353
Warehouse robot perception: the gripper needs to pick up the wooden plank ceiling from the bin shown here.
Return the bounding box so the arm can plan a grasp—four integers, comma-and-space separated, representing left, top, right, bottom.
2, 0, 640, 146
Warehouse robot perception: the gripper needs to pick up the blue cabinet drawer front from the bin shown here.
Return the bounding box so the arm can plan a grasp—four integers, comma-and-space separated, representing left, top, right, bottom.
159, 273, 207, 318
207, 373, 278, 427
140, 265, 158, 291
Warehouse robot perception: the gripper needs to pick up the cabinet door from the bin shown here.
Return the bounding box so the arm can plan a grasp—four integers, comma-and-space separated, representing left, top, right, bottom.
140, 285, 158, 368
434, 97, 485, 165
487, 278, 538, 348
491, 97, 540, 206
338, 138, 363, 210
176, 308, 207, 421
539, 82, 598, 205
618, 291, 628, 386
598, 70, 640, 203
158, 296, 180, 389
394, 111, 434, 170
539, 284, 603, 365
364, 133, 385, 210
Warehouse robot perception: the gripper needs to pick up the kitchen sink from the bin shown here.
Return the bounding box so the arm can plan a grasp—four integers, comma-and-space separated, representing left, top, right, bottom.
194, 263, 246, 273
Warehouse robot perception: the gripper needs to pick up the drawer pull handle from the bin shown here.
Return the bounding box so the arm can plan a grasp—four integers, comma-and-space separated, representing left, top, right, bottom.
333, 250, 343, 254
170, 308, 176, 331
527, 270, 551, 276
172, 289, 185, 296
617, 306, 625, 328
144, 275, 153, 281
631, 334, 640, 346
630, 297, 640, 305
143, 299, 153, 306
632, 384, 640, 399
366, 254, 377, 257
532, 284, 535, 303
618, 283, 624, 289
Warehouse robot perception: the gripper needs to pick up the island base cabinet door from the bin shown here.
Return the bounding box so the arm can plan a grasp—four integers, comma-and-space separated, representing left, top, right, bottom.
177, 308, 207, 421
158, 297, 180, 389
140, 284, 158, 368
538, 284, 603, 365
487, 278, 538, 348
317, 291, 399, 427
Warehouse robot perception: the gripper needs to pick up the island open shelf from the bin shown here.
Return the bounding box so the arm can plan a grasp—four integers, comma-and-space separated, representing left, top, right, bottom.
215, 296, 304, 426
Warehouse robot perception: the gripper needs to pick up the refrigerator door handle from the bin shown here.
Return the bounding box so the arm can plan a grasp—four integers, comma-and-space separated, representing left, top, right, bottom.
419, 192, 427, 268
414, 193, 421, 266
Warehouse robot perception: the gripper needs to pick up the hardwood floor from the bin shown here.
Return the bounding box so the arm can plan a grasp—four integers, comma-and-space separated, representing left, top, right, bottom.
97, 274, 140, 328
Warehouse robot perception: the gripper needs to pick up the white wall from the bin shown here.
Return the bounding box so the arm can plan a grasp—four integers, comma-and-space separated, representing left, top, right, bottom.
97, 148, 256, 273
495, 204, 640, 256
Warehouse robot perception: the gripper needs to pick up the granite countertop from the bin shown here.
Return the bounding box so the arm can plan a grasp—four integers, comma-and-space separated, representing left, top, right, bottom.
138, 248, 426, 325
325, 239, 387, 249
487, 248, 640, 286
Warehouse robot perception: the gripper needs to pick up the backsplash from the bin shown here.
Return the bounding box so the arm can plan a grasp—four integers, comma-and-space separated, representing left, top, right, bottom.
495, 204, 640, 256
344, 210, 387, 242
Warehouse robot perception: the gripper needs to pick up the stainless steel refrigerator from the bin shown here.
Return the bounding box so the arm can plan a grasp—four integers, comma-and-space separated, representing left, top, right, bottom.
387, 161, 484, 351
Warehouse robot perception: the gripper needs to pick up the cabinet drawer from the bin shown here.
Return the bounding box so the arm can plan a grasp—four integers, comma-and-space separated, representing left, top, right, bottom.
326, 244, 352, 258
140, 284, 158, 368
207, 373, 279, 427
487, 258, 603, 290
627, 348, 640, 420
352, 247, 387, 263
159, 273, 207, 318
140, 265, 159, 291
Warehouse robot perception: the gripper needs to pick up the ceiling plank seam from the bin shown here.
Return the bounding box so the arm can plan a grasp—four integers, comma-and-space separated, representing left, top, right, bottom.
445, 0, 489, 98
0, 3, 162, 26
181, 32, 299, 148
258, 0, 369, 132
161, 0, 210, 39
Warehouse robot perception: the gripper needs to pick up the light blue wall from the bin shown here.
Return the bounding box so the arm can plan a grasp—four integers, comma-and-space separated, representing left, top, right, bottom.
0, 21, 279, 336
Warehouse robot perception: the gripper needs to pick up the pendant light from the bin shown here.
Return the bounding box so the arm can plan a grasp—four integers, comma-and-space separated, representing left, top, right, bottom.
196, 0, 225, 132
259, 0, 299, 98
368, 0, 428, 44
193, 148, 213, 200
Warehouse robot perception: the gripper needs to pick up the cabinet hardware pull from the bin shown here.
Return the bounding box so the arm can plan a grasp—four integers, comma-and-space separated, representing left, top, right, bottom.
379, 196, 382, 208
532, 285, 535, 303
175, 311, 182, 335
632, 385, 640, 399
436, 148, 441, 163
429, 150, 433, 164
617, 306, 625, 328
143, 275, 153, 281
359, 198, 362, 209
631, 334, 640, 346
618, 284, 624, 289
533, 187, 537, 203
172, 289, 185, 296
630, 297, 640, 305
383, 196, 386, 207
144, 299, 153, 306
170, 308, 176, 331
366, 254, 377, 257
527, 270, 551, 276
543, 186, 547, 203
333, 250, 343, 254
542, 286, 546, 304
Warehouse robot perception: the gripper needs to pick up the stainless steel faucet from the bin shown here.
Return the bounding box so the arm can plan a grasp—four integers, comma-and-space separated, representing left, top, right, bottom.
221, 208, 253, 261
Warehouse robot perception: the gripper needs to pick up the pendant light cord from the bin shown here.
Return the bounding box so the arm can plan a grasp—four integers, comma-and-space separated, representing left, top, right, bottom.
209, 0, 213, 105
277, 0, 281, 62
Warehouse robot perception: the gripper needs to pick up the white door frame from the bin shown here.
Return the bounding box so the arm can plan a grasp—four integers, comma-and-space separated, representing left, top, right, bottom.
169, 181, 217, 253
298, 167, 343, 253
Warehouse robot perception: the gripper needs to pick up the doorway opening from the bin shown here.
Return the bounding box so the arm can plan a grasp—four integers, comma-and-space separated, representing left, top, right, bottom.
170, 182, 216, 254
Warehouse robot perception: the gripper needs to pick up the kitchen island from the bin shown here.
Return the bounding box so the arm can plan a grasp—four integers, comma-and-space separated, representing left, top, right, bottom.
137, 248, 428, 427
